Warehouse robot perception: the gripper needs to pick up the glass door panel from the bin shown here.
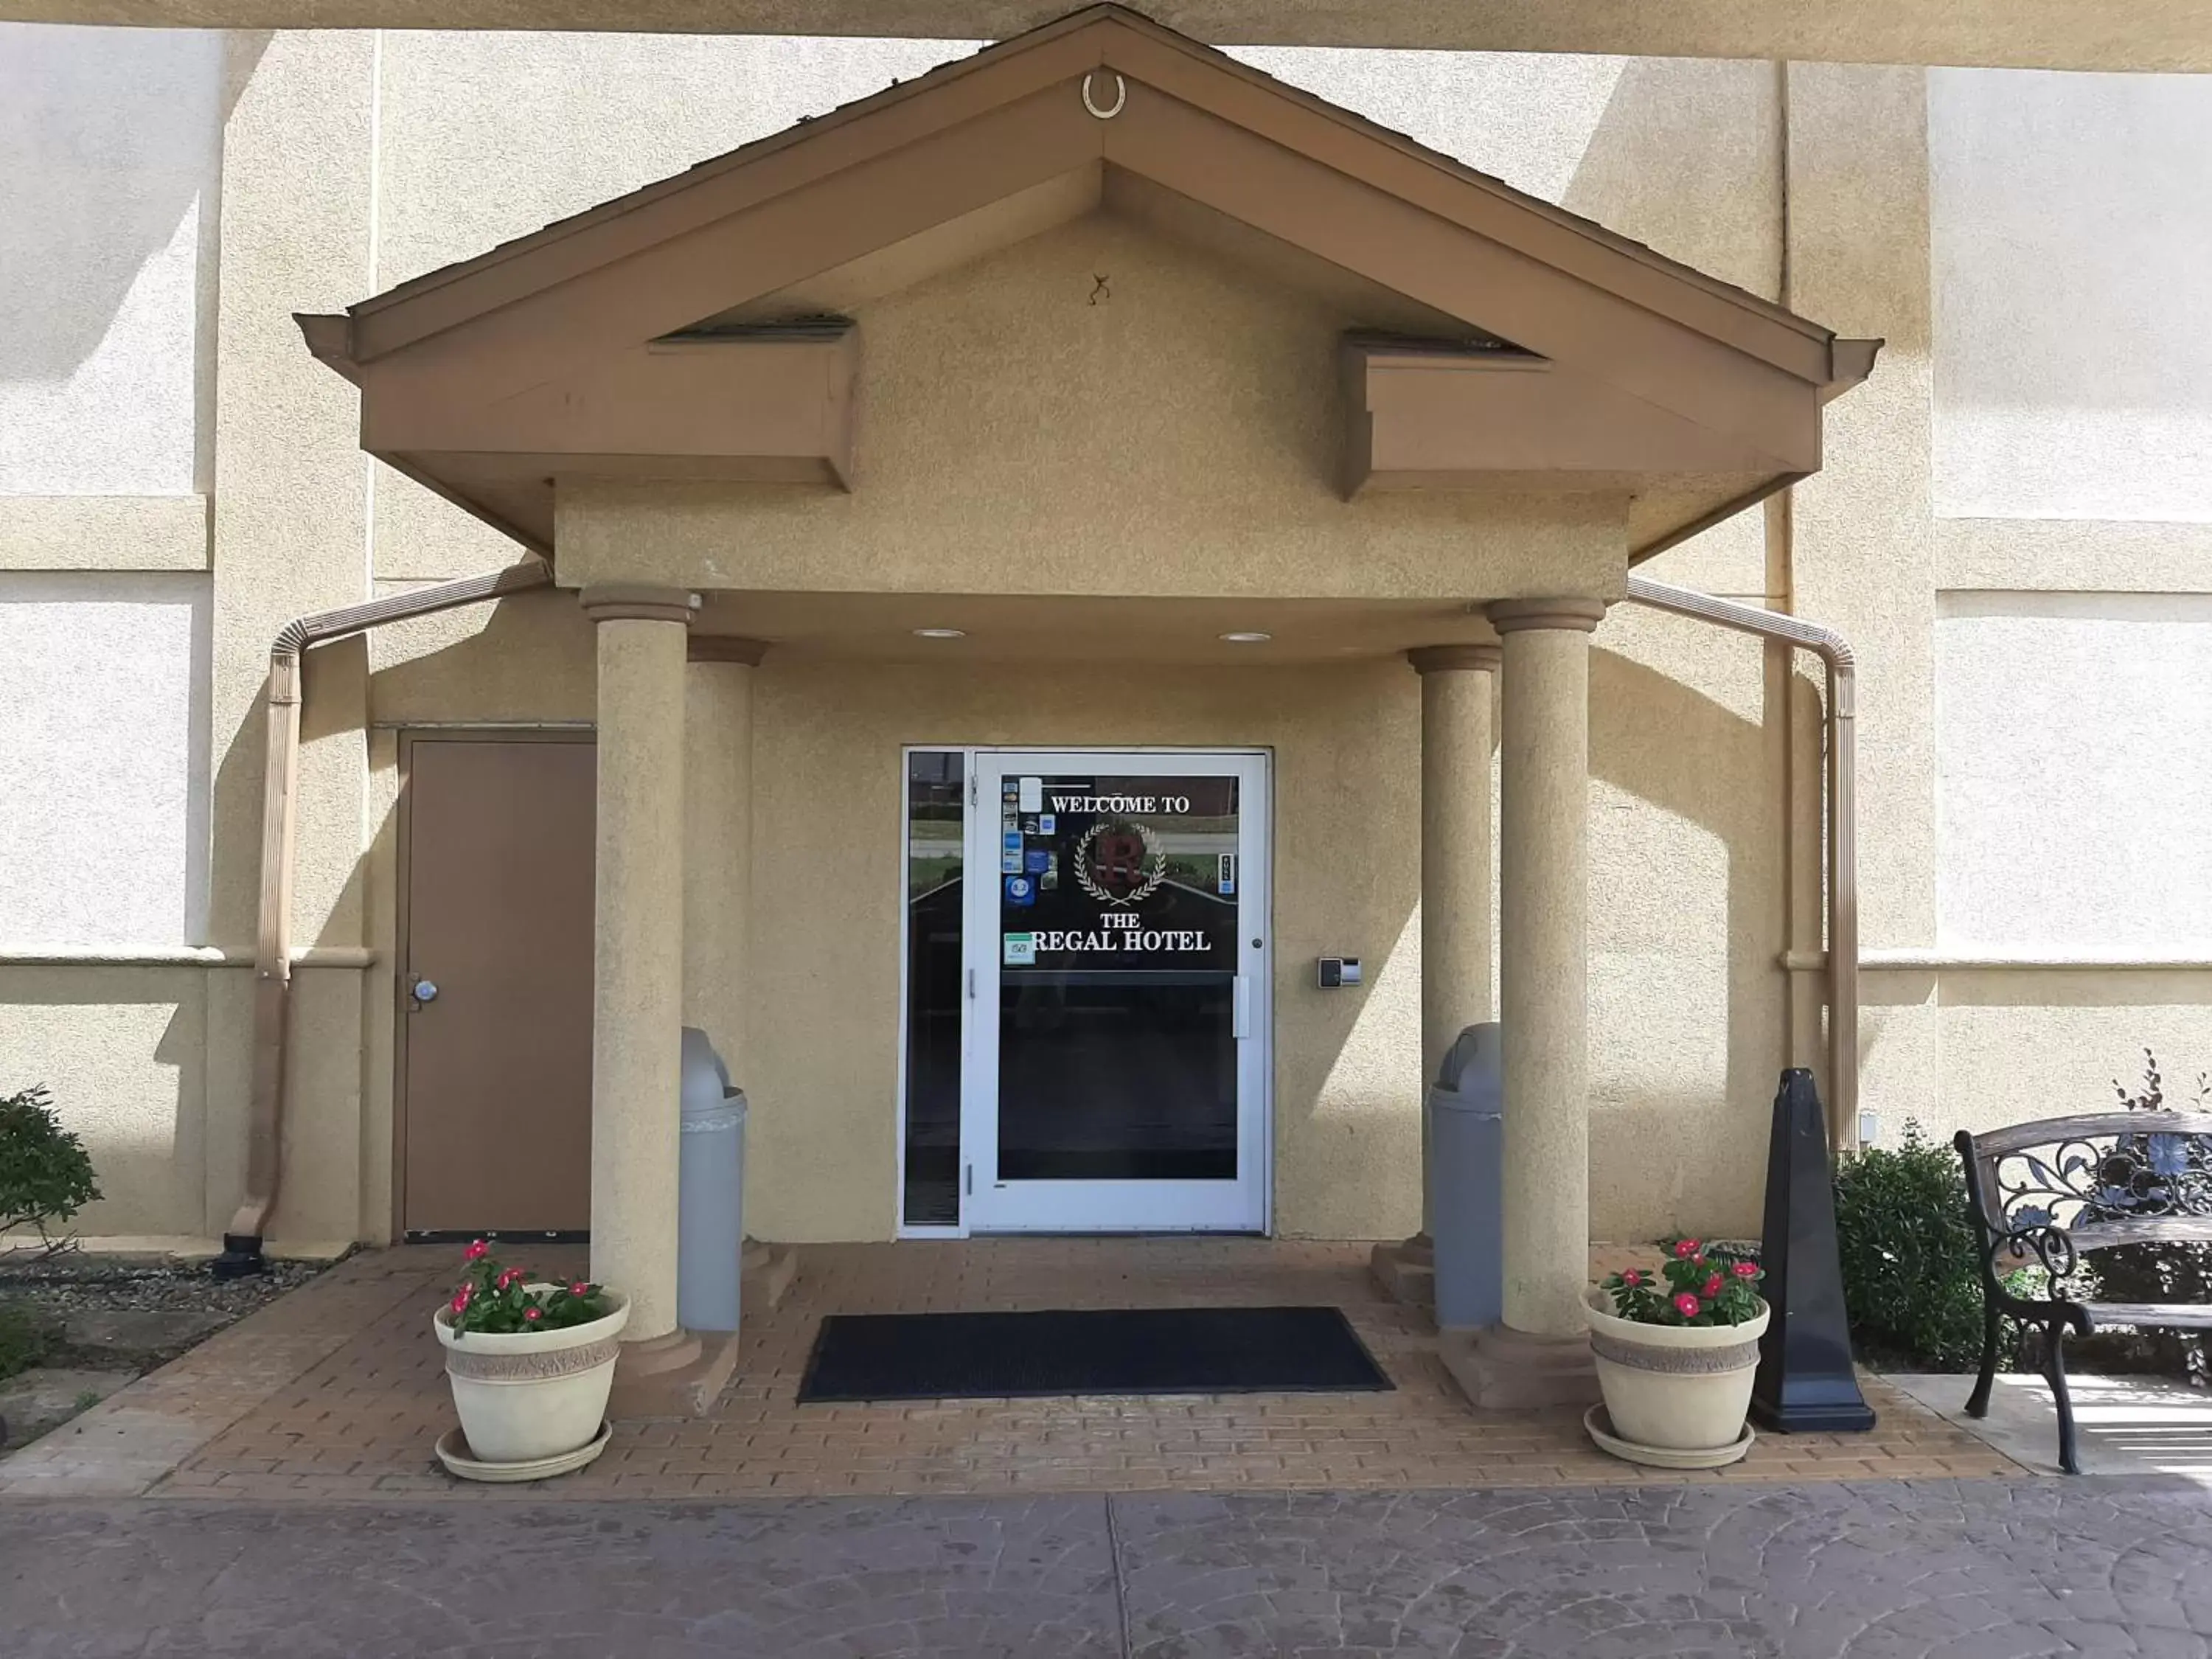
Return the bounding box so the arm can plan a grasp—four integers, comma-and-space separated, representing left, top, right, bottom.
963, 751, 1268, 1233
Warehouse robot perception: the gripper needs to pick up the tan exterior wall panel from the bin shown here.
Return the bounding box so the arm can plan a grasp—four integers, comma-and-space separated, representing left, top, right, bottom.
374, 467, 538, 584
1935, 519, 2212, 594
206, 32, 380, 1252
0, 967, 209, 1238
0, 496, 210, 571
1782, 64, 1940, 1145
1587, 602, 1785, 1242
266, 965, 368, 1248
557, 216, 1630, 602
1932, 974, 2212, 1139
368, 588, 597, 725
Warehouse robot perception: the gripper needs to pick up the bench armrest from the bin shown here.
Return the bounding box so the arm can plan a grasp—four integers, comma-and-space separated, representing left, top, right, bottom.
1981, 1222, 2093, 1335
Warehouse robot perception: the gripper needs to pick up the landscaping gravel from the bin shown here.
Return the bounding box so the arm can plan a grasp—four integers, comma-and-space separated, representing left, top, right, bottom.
0, 1252, 335, 1451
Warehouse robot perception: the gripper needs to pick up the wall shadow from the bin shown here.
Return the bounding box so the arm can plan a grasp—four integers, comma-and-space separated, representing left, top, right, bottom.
1589, 639, 1787, 1237
0, 27, 229, 383
0, 972, 208, 1237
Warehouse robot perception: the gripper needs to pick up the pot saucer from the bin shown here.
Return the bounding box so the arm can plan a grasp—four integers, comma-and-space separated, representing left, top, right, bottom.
436, 1419, 613, 1484
1583, 1404, 1754, 1470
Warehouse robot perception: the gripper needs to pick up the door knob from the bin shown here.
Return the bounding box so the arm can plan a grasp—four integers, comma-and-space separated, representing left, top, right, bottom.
411, 978, 439, 1005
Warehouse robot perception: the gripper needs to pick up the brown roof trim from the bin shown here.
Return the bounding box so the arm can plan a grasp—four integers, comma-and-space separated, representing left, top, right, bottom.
338, 4, 1846, 384
295, 313, 359, 383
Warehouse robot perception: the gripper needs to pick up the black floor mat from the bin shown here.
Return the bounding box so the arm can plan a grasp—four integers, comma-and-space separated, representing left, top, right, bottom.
796, 1305, 1394, 1403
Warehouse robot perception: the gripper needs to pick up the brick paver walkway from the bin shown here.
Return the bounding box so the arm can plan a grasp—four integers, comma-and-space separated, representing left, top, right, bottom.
6, 1478, 2208, 1656
2, 1240, 2017, 1500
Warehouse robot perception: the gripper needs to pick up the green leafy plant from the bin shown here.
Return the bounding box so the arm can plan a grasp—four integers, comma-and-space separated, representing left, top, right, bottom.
0, 1301, 53, 1382
1833, 1119, 1996, 1369
1600, 1237, 1766, 1326
2083, 1050, 2212, 1382
439, 1241, 613, 1336
0, 1087, 101, 1255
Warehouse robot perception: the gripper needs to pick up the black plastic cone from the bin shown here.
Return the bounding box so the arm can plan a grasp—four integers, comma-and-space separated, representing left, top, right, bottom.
1750, 1068, 1877, 1433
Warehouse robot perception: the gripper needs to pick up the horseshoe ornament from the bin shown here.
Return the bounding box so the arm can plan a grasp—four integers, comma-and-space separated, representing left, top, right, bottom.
1082, 70, 1127, 120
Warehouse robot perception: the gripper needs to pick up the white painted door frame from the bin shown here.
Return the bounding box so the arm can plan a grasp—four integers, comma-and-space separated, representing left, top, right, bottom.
957, 748, 1272, 1234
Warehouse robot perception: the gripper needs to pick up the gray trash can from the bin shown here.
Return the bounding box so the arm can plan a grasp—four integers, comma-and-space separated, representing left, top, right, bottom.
1430, 1020, 1503, 1332
678, 1026, 745, 1334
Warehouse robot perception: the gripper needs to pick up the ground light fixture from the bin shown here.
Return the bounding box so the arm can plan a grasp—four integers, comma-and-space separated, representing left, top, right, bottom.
911, 627, 967, 639
1218, 631, 1273, 643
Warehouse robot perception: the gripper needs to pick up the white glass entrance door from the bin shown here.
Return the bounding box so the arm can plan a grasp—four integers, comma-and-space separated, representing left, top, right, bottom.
960, 751, 1270, 1232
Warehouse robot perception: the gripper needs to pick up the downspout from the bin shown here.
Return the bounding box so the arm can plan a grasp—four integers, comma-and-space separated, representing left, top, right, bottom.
1621, 573, 1859, 1155
213, 557, 554, 1278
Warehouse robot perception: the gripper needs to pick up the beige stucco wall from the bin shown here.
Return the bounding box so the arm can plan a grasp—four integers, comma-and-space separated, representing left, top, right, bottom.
1790, 63, 2212, 1158
1587, 603, 1788, 1240
0, 967, 208, 1237
742, 658, 1428, 1242
10, 27, 2212, 1253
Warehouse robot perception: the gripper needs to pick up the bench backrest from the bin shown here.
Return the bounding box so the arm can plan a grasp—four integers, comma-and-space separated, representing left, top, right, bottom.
1955, 1111, 2212, 1253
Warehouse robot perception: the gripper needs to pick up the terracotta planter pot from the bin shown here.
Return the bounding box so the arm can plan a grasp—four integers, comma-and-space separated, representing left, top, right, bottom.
1584, 1287, 1770, 1452
434, 1288, 629, 1464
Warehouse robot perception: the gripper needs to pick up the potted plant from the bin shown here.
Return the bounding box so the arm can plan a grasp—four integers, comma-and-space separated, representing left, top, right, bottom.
432, 1240, 627, 1481
1584, 1239, 1769, 1468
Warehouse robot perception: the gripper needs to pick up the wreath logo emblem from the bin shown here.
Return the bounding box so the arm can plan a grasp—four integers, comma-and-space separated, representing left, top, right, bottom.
1074, 819, 1167, 908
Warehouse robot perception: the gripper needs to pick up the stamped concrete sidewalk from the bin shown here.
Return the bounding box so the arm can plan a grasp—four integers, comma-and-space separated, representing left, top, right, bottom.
0, 1240, 2017, 1499
6, 1478, 2210, 1657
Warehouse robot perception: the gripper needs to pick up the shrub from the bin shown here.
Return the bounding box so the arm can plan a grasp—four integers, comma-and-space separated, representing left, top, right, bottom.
0, 1086, 102, 1252
2081, 1051, 2212, 1382
0, 1301, 52, 1382
1832, 1119, 2000, 1371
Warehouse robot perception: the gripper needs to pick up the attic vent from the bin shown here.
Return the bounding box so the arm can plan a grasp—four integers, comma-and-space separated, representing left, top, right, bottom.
1342, 327, 1532, 359
655, 313, 855, 344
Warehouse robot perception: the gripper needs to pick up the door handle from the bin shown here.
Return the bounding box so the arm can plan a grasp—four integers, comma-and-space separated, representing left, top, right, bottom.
1233, 974, 1251, 1040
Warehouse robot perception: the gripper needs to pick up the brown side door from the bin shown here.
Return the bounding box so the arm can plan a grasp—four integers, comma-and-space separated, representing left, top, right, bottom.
401, 735, 595, 1236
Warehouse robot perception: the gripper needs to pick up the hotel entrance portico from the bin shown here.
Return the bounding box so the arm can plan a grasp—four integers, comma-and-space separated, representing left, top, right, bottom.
278, 4, 1877, 1416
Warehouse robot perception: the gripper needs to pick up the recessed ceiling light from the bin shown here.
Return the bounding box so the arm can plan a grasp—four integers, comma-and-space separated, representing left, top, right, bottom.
1219, 631, 1273, 644
911, 627, 967, 639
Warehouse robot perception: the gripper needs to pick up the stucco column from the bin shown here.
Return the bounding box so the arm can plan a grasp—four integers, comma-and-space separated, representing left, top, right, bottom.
1442, 598, 1606, 1410
582, 585, 696, 1374
1372, 644, 1498, 1310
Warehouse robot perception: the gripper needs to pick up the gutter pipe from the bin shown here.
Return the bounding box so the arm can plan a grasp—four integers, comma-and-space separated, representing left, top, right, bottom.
214, 558, 554, 1278
1621, 572, 1860, 1155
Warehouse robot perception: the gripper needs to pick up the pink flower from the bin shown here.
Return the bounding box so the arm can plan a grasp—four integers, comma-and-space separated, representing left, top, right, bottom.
1703, 1273, 1725, 1297
1673, 1239, 1700, 1259
1732, 1260, 1759, 1279
450, 1290, 470, 1315
463, 1239, 490, 1262
495, 1268, 523, 1290
568, 1281, 591, 1297
1621, 1270, 1643, 1287
1672, 1292, 1701, 1318
523, 1307, 543, 1324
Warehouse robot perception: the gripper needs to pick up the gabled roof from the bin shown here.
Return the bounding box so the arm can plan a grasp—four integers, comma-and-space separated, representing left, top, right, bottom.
302, 2, 1874, 555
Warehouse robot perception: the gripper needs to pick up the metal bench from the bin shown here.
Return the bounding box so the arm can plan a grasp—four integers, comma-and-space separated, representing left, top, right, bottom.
1955, 1113, 2212, 1473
